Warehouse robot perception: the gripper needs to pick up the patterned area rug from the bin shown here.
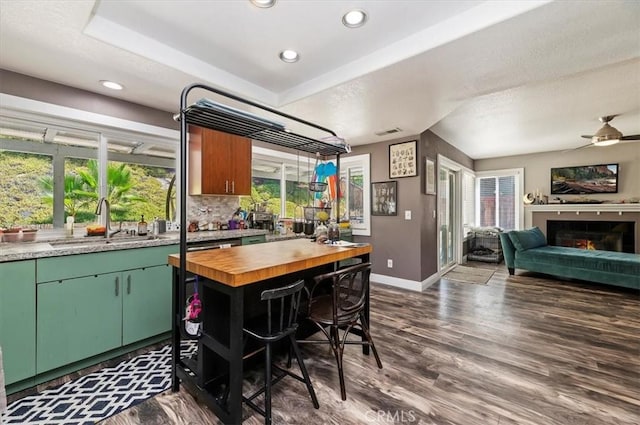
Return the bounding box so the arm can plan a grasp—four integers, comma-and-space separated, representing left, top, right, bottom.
2, 342, 196, 425
443, 265, 495, 285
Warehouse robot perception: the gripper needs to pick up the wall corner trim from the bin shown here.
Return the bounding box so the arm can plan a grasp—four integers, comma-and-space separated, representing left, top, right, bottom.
371, 273, 439, 292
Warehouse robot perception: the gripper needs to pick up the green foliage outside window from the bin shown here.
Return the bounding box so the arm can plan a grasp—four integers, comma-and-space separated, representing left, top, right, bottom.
40, 172, 95, 221
239, 178, 316, 218
40, 159, 148, 222
0, 151, 52, 227
0, 151, 174, 228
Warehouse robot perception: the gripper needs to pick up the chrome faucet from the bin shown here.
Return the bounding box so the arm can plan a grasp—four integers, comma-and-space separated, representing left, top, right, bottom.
95, 197, 122, 238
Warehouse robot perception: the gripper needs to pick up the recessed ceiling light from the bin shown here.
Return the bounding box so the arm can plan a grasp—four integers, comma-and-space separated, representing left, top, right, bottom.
279, 50, 300, 63
342, 9, 367, 28
100, 80, 124, 90
250, 0, 276, 8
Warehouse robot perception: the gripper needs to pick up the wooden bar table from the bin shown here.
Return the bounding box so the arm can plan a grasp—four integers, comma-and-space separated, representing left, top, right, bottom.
168, 238, 372, 424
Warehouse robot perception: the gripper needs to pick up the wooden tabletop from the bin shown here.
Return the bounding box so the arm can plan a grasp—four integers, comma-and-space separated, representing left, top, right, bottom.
168, 238, 372, 287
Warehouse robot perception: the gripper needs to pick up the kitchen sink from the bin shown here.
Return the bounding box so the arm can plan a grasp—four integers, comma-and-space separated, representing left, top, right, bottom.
48, 234, 172, 248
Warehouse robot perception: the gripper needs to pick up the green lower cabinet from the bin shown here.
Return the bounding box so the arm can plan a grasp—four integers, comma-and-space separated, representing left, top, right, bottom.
32, 246, 175, 378
0, 260, 36, 385
242, 235, 266, 245
122, 264, 172, 345
37, 273, 122, 373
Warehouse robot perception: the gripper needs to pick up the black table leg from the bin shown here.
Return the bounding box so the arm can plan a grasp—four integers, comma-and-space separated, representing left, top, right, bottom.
227, 286, 245, 424
361, 253, 370, 355
171, 266, 180, 391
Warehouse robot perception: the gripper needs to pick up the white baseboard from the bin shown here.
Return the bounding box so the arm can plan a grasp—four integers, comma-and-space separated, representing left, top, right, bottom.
371, 272, 440, 292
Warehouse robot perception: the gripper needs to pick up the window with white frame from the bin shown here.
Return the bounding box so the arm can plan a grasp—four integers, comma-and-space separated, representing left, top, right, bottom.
340, 154, 371, 236
239, 149, 371, 235
462, 170, 476, 236
0, 114, 177, 229
475, 168, 523, 231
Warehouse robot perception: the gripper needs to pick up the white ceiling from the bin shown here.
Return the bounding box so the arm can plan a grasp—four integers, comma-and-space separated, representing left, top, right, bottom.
0, 0, 639, 159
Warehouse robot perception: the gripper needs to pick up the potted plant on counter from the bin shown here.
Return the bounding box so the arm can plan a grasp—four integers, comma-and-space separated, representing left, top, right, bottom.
21, 228, 38, 242
1, 227, 22, 243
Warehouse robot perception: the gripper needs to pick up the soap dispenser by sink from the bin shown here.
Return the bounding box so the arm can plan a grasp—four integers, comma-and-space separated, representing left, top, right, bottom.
137, 215, 148, 236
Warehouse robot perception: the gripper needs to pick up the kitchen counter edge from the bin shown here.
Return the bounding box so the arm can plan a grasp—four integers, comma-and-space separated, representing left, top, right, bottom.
0, 229, 272, 263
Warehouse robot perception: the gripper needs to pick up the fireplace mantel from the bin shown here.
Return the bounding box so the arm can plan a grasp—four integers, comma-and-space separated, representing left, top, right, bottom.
526, 204, 640, 214
525, 204, 640, 227
525, 204, 640, 253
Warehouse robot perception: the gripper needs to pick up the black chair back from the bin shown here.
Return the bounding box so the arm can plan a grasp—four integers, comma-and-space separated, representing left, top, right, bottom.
242, 279, 319, 423
302, 262, 381, 400
261, 279, 305, 338
313, 262, 371, 323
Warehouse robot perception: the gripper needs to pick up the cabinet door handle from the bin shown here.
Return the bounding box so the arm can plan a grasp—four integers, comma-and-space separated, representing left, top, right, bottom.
231, 180, 235, 194
115, 276, 120, 296
127, 275, 131, 294
225, 180, 229, 193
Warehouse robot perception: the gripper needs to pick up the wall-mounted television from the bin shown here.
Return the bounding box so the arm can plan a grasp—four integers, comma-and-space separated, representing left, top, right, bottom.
550, 163, 618, 195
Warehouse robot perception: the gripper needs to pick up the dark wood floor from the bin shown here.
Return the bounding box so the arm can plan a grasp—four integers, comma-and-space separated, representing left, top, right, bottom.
100, 263, 640, 425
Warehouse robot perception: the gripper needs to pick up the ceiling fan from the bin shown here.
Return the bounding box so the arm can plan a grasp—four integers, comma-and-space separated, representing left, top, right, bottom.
579, 115, 640, 148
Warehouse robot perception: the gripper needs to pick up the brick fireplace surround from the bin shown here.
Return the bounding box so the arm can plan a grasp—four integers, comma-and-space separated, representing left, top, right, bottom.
525, 204, 640, 254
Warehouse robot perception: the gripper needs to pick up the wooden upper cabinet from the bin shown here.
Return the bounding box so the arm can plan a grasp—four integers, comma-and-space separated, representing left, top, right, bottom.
189, 126, 252, 195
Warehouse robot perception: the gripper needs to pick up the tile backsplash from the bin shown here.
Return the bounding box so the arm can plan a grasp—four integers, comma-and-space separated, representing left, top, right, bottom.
188, 195, 240, 224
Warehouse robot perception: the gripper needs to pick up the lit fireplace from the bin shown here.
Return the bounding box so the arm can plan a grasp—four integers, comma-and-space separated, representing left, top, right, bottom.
547, 220, 634, 253
555, 231, 619, 251
576, 239, 596, 250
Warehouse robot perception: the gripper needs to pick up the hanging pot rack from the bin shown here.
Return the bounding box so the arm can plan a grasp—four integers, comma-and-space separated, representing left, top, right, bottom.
176, 84, 349, 156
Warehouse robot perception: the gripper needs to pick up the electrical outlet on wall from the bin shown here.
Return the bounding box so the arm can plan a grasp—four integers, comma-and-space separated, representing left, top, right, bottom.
405, 210, 411, 220
387, 259, 393, 268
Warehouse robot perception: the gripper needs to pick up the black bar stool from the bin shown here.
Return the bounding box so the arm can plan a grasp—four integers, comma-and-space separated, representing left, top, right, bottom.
299, 262, 382, 400
243, 279, 319, 424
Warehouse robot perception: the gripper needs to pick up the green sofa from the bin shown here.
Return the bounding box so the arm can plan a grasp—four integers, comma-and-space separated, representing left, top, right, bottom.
499, 227, 640, 290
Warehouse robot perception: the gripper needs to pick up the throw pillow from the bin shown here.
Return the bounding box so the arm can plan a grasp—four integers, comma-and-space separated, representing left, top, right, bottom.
508, 227, 547, 251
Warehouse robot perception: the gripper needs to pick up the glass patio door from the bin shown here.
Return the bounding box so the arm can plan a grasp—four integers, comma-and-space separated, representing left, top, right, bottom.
439, 166, 457, 270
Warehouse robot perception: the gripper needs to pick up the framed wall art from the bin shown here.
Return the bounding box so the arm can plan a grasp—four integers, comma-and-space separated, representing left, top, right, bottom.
389, 140, 417, 178
425, 157, 436, 195
371, 181, 397, 216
